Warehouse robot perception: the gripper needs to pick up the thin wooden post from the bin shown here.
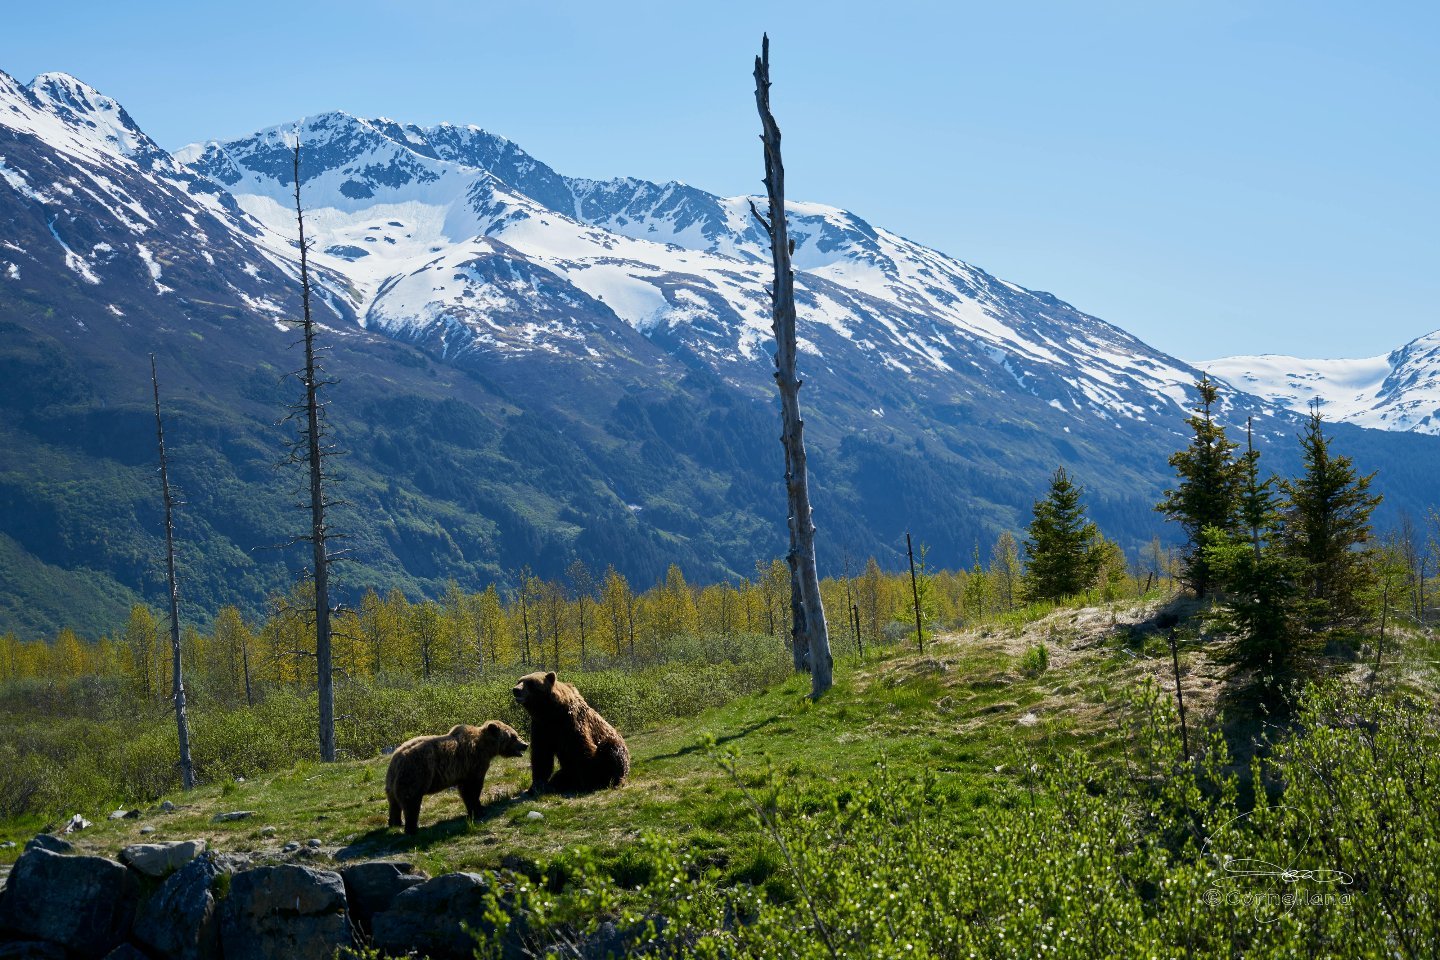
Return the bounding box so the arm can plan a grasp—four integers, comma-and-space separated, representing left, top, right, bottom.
1370, 580, 1390, 697
851, 602, 863, 657
907, 533, 925, 654
1167, 626, 1190, 761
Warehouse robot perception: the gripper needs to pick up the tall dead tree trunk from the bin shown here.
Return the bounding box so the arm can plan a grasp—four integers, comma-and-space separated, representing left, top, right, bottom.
151, 356, 195, 790
752, 35, 833, 698
288, 142, 338, 762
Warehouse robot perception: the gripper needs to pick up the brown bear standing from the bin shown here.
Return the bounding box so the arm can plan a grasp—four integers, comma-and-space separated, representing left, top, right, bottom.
385, 720, 528, 834
512, 671, 630, 793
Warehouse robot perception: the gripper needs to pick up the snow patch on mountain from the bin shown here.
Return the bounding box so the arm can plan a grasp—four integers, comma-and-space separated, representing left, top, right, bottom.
179, 108, 1216, 426
1201, 333, 1440, 435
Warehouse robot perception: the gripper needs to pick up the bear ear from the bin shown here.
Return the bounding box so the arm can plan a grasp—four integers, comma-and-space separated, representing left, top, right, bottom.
544, 671, 556, 688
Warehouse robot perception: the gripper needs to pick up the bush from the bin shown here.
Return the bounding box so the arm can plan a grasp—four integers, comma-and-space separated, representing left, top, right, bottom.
1018, 642, 1049, 676
495, 683, 1439, 958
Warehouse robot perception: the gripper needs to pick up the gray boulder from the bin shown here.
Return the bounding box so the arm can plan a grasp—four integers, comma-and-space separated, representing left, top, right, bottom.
0, 847, 138, 956
371, 872, 515, 959
22, 835, 72, 855
120, 839, 207, 878
0, 942, 68, 960
133, 854, 226, 960
218, 864, 353, 960
99, 946, 151, 960
211, 810, 254, 823
340, 861, 428, 933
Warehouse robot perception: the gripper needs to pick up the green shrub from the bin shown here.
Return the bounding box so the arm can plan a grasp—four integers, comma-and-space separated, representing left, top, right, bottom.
498, 683, 1439, 958
1018, 641, 1049, 676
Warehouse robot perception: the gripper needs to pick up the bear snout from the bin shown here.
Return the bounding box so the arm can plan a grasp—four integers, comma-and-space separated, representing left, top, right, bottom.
505, 738, 529, 757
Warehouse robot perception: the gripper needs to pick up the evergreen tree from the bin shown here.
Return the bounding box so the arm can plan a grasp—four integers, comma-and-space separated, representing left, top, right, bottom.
1204, 418, 1306, 669
1157, 375, 1242, 597
1024, 468, 1104, 602
1281, 405, 1382, 623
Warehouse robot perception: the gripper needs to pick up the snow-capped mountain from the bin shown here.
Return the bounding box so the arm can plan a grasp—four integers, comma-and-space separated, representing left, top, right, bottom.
178, 111, 1207, 429
0, 69, 357, 329
4, 67, 1435, 637
1201, 330, 1440, 435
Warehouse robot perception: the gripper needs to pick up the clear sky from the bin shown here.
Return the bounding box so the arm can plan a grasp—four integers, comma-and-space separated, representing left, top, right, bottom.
4, 0, 1435, 360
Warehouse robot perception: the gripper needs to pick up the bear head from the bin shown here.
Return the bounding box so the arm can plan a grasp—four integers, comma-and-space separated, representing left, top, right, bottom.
481, 720, 529, 758
512, 670, 567, 712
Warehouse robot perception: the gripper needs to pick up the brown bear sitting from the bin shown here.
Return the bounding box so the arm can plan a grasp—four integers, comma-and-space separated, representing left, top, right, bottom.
512, 671, 630, 793
385, 720, 528, 834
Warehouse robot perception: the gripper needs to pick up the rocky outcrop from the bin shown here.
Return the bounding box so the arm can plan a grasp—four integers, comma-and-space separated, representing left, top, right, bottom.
0, 847, 139, 956
340, 860, 427, 934
218, 864, 353, 960
99, 947, 151, 960
120, 839, 208, 878
132, 854, 226, 960
21, 835, 73, 855
0, 941, 68, 960
0, 836, 534, 960
371, 872, 515, 959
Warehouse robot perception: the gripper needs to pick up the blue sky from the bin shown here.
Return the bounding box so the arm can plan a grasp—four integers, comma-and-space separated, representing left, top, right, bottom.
4, 0, 1435, 360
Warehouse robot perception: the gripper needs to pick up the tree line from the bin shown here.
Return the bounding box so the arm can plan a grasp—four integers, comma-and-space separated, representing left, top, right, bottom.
0, 536, 1165, 696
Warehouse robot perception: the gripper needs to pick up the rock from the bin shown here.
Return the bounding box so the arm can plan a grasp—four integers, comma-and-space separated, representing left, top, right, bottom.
260, 826, 277, 837
61, 814, 91, 834
234, 777, 245, 784
0, 841, 14, 850
585, 919, 624, 959
216, 853, 253, 873
340, 861, 427, 934
219, 864, 352, 960
160, 800, 177, 812
282, 841, 300, 853
0, 941, 69, 959
372, 872, 514, 959
0, 847, 139, 956
120, 839, 207, 878
212, 810, 255, 823
133, 853, 227, 960
139, 826, 157, 835
22, 835, 72, 855
306, 838, 321, 848
526, 810, 544, 821
99, 946, 151, 960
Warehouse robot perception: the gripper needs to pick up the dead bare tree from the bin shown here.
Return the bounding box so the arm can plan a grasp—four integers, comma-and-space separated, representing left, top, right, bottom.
285, 140, 341, 762
751, 34, 833, 698
150, 355, 195, 789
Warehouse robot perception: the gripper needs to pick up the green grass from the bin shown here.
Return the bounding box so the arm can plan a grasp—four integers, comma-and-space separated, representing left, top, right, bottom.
7, 598, 1438, 958
0, 610, 1133, 877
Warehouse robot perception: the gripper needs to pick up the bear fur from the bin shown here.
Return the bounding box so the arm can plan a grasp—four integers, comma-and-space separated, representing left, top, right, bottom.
385, 720, 528, 834
511, 671, 630, 793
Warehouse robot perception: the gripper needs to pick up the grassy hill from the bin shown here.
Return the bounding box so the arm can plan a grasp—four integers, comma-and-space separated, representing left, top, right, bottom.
5, 597, 1436, 957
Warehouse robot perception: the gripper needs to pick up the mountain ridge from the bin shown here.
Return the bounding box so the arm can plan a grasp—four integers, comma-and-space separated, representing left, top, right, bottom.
1202, 329, 1440, 435
3, 66, 1437, 640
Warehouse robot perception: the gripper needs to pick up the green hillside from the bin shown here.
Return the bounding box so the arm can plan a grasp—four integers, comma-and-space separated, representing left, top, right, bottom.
7, 597, 1436, 958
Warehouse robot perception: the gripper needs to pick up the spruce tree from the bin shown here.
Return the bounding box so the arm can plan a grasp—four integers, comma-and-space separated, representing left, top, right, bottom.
1024, 467, 1103, 602
1281, 405, 1382, 623
1157, 375, 1242, 598
1204, 418, 1306, 669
